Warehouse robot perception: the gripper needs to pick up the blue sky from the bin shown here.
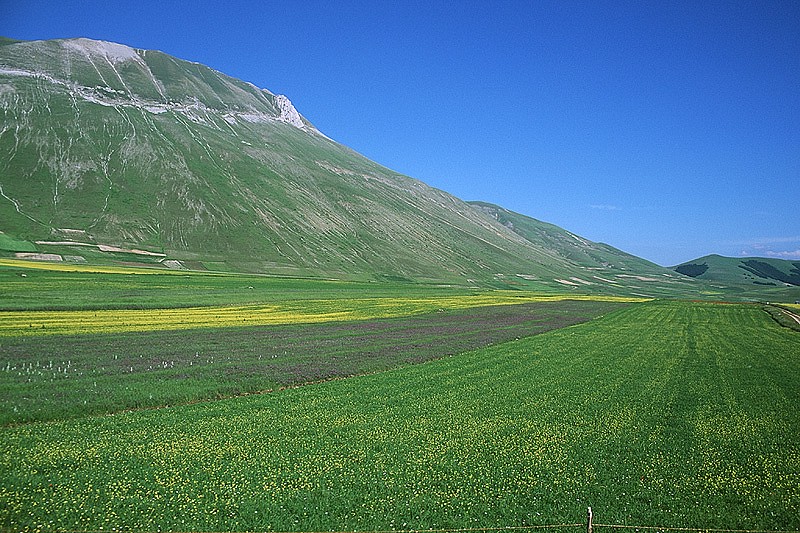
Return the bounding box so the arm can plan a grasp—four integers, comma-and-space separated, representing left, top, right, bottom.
2, 0, 798, 265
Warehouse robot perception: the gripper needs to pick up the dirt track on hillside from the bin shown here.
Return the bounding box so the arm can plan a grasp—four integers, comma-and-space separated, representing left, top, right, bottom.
782, 308, 800, 326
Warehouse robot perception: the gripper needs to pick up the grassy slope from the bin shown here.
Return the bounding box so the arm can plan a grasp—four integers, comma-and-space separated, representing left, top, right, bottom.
0, 38, 578, 287
468, 202, 715, 298
1, 37, 779, 299
1, 300, 798, 530
470, 202, 662, 272
471, 203, 800, 302
673, 254, 800, 301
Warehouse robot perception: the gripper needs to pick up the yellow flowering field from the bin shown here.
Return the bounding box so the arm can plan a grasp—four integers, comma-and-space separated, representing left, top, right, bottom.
0, 293, 644, 337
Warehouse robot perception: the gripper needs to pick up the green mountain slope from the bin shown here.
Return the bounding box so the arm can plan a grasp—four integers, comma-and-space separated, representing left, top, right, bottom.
468, 202, 701, 296
0, 37, 774, 299
0, 37, 554, 284
470, 202, 665, 272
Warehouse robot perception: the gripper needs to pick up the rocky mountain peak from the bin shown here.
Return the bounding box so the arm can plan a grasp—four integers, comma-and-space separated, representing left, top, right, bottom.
0, 37, 318, 134
273, 94, 306, 129
61, 38, 140, 63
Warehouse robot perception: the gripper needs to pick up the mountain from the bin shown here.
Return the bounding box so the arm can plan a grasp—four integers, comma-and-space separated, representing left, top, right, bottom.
469, 202, 666, 273
0, 37, 740, 297
674, 255, 800, 296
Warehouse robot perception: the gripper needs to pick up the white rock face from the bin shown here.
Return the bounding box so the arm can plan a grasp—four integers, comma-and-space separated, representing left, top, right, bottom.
273, 94, 306, 129
2, 38, 321, 134
62, 38, 140, 63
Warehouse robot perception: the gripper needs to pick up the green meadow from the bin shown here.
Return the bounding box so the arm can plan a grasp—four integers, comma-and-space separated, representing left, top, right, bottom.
1, 288, 799, 531
0, 258, 482, 311
0, 298, 628, 425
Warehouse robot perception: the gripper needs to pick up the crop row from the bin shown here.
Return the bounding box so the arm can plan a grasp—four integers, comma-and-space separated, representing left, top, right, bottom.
1, 300, 798, 531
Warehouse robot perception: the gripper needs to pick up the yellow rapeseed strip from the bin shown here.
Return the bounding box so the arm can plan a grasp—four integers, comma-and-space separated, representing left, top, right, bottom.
0, 293, 645, 337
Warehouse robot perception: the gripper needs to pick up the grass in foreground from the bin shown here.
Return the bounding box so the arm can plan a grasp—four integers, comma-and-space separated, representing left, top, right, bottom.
1, 300, 798, 531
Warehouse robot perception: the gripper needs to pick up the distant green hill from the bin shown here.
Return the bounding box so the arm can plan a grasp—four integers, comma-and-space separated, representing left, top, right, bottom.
0, 37, 792, 300
673, 254, 800, 301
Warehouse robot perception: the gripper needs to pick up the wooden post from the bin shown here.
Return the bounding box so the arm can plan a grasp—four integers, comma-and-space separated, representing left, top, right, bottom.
587, 506, 593, 533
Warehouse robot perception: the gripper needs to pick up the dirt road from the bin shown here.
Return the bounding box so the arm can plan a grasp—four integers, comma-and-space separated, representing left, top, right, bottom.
781, 308, 800, 326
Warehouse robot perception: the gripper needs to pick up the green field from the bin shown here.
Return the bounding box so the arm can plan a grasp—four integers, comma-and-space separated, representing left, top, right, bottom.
2, 299, 799, 531
0, 299, 627, 424
0, 258, 482, 311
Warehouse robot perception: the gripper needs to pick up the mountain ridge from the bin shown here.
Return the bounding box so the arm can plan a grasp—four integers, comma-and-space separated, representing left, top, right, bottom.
1, 36, 794, 300
0, 37, 319, 133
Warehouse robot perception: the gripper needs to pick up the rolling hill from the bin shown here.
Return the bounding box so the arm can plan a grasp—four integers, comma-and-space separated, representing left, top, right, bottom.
674, 254, 800, 298
0, 36, 788, 300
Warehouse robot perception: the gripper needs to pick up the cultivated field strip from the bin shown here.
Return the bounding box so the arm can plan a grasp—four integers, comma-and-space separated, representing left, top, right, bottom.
0, 300, 627, 424
1, 300, 798, 531
0, 294, 643, 336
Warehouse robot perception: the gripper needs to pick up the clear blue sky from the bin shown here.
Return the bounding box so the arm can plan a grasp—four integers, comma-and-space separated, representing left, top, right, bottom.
2, 0, 799, 265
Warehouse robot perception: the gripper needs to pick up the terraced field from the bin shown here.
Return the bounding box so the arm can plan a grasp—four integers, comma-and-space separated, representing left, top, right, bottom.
2, 299, 799, 531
